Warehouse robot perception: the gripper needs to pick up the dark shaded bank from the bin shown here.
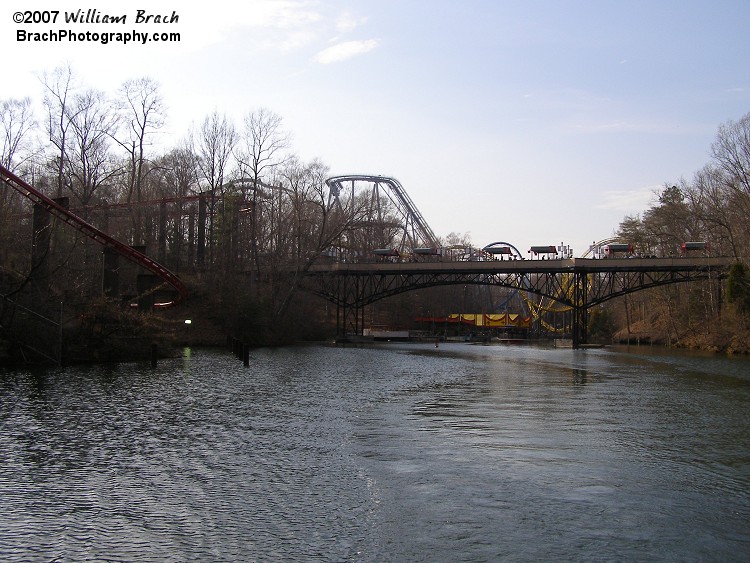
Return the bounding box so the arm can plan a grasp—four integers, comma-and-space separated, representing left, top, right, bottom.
0, 285, 336, 367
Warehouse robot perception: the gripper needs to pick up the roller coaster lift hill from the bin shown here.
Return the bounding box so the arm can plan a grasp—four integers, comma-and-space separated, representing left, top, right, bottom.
0, 163, 188, 307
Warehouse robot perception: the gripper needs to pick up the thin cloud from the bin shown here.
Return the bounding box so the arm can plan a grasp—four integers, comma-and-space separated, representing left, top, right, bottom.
184, 0, 323, 51
225, 0, 322, 29
261, 30, 317, 52
315, 39, 378, 64
570, 116, 701, 135
336, 12, 368, 33
595, 187, 656, 212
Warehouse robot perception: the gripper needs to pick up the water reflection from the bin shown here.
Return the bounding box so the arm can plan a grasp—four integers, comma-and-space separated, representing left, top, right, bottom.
567, 367, 587, 385
0, 344, 749, 561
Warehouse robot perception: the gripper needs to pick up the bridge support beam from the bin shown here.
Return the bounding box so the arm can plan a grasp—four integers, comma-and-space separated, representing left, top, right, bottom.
572, 306, 588, 349
335, 300, 365, 342
331, 274, 370, 342
572, 271, 588, 349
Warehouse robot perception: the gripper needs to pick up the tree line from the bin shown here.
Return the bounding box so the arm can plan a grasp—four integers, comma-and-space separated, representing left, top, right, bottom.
0, 65, 405, 353
617, 113, 750, 261
0, 65, 372, 273
1, 63, 749, 354
609, 112, 750, 349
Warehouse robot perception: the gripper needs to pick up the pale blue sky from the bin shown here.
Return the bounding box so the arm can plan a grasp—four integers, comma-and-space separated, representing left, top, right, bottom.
4, 0, 750, 255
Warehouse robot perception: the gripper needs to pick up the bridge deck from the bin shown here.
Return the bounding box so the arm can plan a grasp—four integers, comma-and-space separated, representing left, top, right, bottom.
308, 257, 734, 275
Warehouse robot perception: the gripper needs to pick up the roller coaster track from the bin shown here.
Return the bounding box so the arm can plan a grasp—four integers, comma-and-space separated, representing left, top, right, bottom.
524, 275, 578, 332
326, 175, 439, 249
0, 164, 187, 307
522, 238, 620, 332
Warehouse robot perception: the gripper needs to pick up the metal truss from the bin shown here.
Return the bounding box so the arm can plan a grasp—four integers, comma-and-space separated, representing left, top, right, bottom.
304, 257, 734, 346
584, 267, 719, 306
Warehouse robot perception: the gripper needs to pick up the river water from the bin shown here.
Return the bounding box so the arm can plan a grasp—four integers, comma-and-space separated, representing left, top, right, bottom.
1, 342, 749, 562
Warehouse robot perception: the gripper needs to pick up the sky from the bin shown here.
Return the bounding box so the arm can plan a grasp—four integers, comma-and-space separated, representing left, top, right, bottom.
4, 0, 750, 257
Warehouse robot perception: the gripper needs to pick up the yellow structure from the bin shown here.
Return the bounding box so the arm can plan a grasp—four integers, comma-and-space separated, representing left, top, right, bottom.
446, 313, 531, 328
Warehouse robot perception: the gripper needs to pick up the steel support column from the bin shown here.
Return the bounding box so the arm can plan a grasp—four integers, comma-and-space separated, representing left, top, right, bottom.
572, 271, 588, 348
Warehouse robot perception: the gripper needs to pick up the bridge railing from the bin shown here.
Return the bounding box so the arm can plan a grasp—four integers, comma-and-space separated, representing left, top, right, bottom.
317, 246, 722, 266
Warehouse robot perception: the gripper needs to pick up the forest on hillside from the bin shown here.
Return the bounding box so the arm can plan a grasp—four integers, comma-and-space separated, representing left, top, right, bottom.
2, 64, 750, 362
606, 111, 750, 351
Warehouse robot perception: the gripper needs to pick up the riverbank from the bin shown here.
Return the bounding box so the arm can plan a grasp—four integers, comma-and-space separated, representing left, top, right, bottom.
613, 317, 750, 355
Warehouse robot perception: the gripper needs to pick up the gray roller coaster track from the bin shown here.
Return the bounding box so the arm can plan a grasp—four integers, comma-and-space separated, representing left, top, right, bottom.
326, 174, 439, 249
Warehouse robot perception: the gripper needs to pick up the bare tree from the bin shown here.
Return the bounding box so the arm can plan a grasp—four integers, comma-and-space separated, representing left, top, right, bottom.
685, 165, 741, 257
116, 78, 165, 201
41, 64, 79, 198
66, 89, 121, 209
195, 111, 236, 194
711, 113, 750, 195
114, 77, 166, 243
271, 157, 374, 319
0, 97, 36, 173
160, 143, 199, 199
710, 113, 750, 259
235, 108, 290, 277
194, 111, 237, 267
0, 97, 37, 239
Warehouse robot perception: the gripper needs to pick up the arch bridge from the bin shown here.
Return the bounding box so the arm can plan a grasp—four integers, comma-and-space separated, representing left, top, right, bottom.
304, 175, 735, 347
304, 254, 733, 348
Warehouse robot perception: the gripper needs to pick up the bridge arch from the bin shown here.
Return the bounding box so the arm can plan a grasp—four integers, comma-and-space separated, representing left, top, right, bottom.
305, 256, 732, 347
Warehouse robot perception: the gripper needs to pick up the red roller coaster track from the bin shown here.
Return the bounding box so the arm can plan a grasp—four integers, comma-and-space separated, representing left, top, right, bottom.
0, 163, 188, 307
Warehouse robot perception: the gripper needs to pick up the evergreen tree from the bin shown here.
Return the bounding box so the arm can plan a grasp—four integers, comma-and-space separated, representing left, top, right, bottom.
726, 262, 750, 313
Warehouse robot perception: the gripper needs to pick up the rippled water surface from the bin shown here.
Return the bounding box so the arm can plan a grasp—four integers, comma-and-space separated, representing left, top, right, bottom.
1, 343, 749, 561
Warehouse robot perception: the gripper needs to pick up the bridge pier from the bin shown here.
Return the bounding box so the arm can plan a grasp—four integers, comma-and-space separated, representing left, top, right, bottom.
571, 271, 589, 349
571, 306, 588, 349
335, 299, 367, 341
